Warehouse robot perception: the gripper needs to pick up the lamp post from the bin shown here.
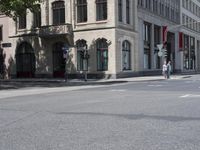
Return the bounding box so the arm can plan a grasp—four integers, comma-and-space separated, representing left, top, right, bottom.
82, 48, 90, 81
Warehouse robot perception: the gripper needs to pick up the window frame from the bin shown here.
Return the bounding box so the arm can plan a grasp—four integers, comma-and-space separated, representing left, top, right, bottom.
18, 13, 27, 29
96, 38, 108, 71
77, 0, 88, 23
33, 5, 41, 28
118, 0, 123, 22
122, 40, 131, 70
76, 40, 88, 71
96, 0, 107, 21
52, 1, 65, 25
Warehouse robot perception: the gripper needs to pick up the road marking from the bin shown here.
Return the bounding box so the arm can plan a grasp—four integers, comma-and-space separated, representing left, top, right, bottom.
110, 89, 126, 92
180, 94, 190, 98
148, 85, 163, 87
180, 94, 200, 98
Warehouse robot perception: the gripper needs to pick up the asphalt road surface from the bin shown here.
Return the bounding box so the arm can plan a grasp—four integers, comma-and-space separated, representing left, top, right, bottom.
0, 75, 200, 150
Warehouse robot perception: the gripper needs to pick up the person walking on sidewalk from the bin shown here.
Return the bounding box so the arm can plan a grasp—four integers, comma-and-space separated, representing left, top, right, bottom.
162, 61, 168, 79
167, 61, 172, 79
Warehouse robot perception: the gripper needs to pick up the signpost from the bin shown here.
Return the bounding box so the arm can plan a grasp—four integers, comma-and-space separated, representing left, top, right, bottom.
82, 49, 89, 81
157, 43, 168, 58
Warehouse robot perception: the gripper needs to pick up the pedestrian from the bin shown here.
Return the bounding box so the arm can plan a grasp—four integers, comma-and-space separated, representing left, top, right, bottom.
167, 61, 172, 79
162, 61, 168, 79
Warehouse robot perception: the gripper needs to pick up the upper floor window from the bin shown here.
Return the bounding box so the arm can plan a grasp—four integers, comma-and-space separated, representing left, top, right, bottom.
138, 0, 143, 7
0, 26, 2, 41
118, 0, 123, 22
153, 0, 158, 13
77, 0, 87, 23
18, 13, 26, 29
52, 1, 65, 25
33, 5, 41, 28
126, 0, 130, 24
96, 0, 107, 21
145, 0, 151, 10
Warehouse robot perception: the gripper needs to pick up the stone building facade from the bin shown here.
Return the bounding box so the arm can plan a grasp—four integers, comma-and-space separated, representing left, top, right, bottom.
137, 0, 181, 74
2, 0, 200, 79
0, 13, 13, 79
6, 0, 138, 79
180, 0, 200, 72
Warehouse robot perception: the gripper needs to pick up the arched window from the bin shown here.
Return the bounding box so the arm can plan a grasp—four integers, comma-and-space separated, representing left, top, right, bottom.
122, 40, 131, 70
76, 40, 88, 71
96, 0, 107, 21
52, 42, 67, 77
16, 42, 35, 78
52, 1, 65, 25
77, 0, 87, 23
96, 38, 108, 71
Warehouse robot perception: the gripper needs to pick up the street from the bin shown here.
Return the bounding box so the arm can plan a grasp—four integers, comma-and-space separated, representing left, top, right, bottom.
0, 75, 200, 150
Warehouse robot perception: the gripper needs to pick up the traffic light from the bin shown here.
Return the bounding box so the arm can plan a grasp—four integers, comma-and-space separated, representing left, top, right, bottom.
163, 48, 168, 58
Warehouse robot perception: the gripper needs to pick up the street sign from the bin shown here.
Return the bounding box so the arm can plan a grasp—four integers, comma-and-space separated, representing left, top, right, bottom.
158, 51, 163, 57
157, 44, 163, 51
2, 43, 12, 48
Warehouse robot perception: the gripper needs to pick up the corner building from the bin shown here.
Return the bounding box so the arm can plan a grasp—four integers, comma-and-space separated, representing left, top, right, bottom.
7, 0, 138, 79
6, 0, 200, 79
137, 0, 181, 74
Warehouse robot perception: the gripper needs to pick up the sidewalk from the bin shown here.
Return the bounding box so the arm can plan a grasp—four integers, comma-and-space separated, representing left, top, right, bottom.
0, 74, 193, 90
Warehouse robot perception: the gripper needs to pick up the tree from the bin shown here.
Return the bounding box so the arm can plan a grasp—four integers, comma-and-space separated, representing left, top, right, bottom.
0, 0, 41, 20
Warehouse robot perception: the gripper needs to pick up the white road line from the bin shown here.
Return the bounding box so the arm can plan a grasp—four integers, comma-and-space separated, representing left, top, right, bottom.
180, 94, 190, 98
180, 94, 200, 98
110, 89, 126, 92
148, 85, 163, 87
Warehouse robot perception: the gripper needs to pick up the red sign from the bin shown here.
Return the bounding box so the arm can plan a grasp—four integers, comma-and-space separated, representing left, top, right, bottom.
179, 32, 183, 51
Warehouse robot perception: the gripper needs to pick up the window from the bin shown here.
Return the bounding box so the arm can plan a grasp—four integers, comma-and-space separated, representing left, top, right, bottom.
52, 1, 65, 25
0, 26, 2, 41
154, 25, 161, 69
18, 13, 26, 29
138, 0, 143, 7
118, 0, 122, 22
96, 38, 108, 71
145, 0, 151, 9
33, 5, 41, 28
153, 0, 158, 13
77, 0, 87, 23
16, 42, 35, 78
126, 0, 130, 24
96, 0, 107, 21
143, 23, 151, 69
122, 40, 131, 70
76, 40, 88, 71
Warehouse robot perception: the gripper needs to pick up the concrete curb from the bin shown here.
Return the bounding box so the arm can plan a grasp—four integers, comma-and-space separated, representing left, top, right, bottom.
0, 75, 194, 90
